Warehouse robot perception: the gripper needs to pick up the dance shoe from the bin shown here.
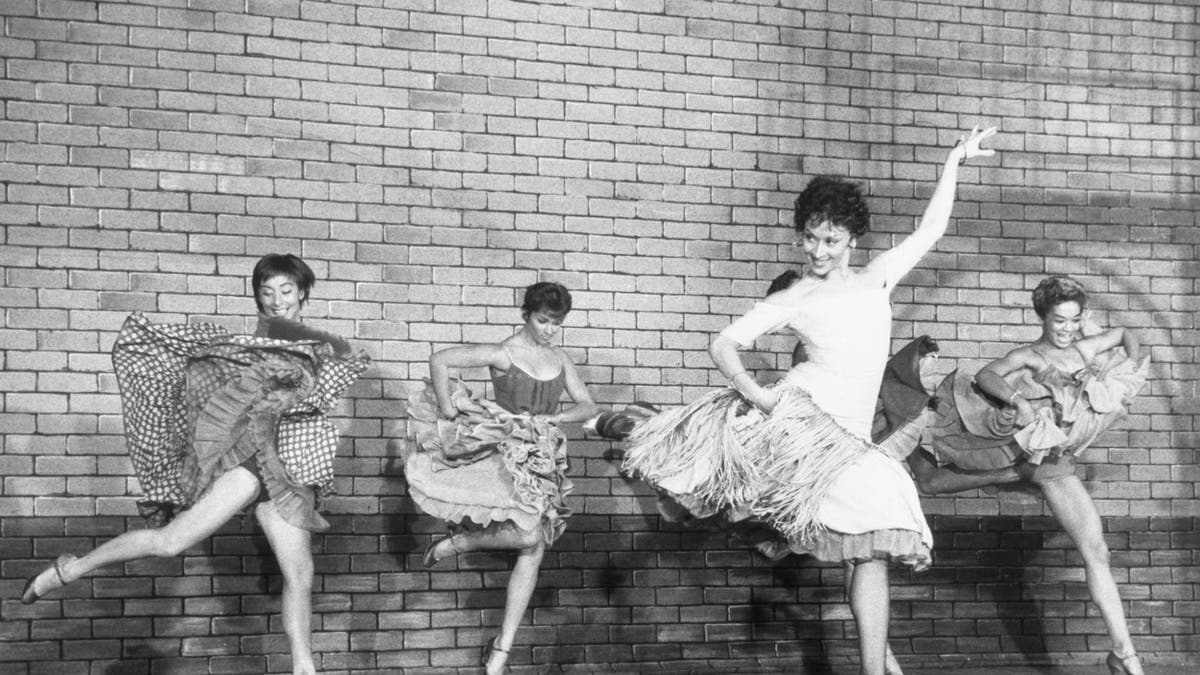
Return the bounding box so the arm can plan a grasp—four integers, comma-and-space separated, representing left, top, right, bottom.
481, 635, 509, 673
20, 553, 76, 604
1106, 649, 1144, 675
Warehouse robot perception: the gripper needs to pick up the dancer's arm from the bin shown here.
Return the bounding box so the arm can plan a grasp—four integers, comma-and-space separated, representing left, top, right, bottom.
259, 315, 353, 356
974, 346, 1039, 426
711, 334, 778, 412
546, 350, 600, 424
429, 343, 506, 418
1076, 325, 1141, 363
868, 125, 997, 286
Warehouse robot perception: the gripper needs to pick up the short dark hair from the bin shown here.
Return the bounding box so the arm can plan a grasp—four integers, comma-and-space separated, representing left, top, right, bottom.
1032, 275, 1087, 318
252, 254, 316, 313
793, 175, 870, 238
521, 281, 572, 320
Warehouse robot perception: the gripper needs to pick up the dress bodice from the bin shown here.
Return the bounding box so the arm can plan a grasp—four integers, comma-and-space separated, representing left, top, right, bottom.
491, 362, 565, 416
722, 280, 892, 439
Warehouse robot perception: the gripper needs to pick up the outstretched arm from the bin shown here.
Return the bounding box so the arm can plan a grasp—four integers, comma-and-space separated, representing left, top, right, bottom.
869, 125, 998, 285
429, 343, 506, 418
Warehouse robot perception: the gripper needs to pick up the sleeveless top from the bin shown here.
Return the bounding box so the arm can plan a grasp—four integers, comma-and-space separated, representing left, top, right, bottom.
490, 346, 566, 416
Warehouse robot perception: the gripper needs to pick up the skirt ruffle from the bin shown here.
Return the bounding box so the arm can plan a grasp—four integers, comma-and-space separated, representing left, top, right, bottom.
622, 385, 931, 569
806, 528, 931, 569
402, 381, 573, 544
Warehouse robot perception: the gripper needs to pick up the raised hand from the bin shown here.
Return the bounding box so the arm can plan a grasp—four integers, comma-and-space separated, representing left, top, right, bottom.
957, 125, 998, 163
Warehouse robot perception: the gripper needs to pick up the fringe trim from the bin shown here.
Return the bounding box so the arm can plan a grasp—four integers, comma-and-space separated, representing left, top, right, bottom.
623, 385, 882, 550
622, 387, 767, 509
749, 389, 874, 548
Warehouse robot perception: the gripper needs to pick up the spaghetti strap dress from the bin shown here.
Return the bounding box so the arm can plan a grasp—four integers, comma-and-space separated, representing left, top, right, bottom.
111, 312, 370, 531
924, 344, 1148, 482
403, 354, 574, 544
623, 280, 932, 569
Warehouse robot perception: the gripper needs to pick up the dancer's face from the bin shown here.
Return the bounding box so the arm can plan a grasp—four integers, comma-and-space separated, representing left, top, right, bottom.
797, 219, 855, 279
257, 274, 303, 321
1039, 300, 1083, 349
523, 310, 563, 346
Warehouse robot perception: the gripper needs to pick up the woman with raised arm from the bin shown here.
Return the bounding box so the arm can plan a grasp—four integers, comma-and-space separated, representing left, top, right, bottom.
403, 281, 599, 675
906, 275, 1148, 675
621, 126, 997, 675
20, 254, 369, 675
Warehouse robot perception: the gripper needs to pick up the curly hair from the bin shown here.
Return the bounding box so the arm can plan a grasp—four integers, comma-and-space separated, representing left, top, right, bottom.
1031, 275, 1088, 318
792, 175, 871, 238
251, 253, 316, 313
521, 281, 572, 320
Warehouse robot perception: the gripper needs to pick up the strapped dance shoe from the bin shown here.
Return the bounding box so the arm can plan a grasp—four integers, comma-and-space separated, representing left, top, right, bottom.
481, 636, 509, 673
1106, 649, 1144, 675
20, 553, 77, 604
421, 533, 461, 568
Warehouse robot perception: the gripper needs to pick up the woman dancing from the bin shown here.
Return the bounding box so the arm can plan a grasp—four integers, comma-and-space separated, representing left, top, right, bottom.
622, 126, 997, 675
20, 254, 369, 675
906, 275, 1148, 675
403, 282, 599, 675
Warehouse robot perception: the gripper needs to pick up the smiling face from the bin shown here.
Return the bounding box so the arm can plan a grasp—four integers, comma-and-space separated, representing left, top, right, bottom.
1040, 300, 1083, 349
523, 310, 563, 346
798, 218, 855, 279
257, 273, 303, 321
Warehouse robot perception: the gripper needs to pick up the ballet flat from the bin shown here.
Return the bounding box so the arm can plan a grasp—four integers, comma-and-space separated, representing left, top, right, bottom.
20, 553, 76, 605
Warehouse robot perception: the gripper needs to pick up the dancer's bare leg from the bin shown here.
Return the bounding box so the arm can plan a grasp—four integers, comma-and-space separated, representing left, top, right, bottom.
906, 451, 1021, 495
845, 562, 904, 675
28, 468, 260, 596
256, 501, 318, 675
1039, 475, 1142, 674
848, 559, 889, 675
488, 536, 545, 675
429, 522, 545, 675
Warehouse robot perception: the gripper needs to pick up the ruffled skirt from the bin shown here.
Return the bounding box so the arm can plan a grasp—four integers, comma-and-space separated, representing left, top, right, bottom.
926, 351, 1149, 474
112, 312, 368, 532
402, 381, 573, 544
622, 385, 932, 570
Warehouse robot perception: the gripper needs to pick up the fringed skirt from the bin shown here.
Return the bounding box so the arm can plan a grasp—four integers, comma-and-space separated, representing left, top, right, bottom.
402, 381, 574, 545
622, 385, 932, 570
112, 312, 369, 532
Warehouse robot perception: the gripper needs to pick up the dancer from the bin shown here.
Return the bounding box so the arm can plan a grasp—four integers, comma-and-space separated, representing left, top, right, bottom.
20, 254, 369, 675
403, 281, 599, 675
621, 126, 997, 675
905, 275, 1148, 675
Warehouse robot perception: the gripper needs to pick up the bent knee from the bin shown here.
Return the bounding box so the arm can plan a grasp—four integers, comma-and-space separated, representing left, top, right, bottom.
517, 530, 546, 555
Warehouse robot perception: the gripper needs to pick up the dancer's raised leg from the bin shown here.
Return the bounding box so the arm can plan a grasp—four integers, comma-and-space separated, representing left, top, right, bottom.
23, 467, 259, 601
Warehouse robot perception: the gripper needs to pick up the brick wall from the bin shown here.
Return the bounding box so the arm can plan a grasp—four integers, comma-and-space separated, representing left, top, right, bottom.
2, 0, 1197, 672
